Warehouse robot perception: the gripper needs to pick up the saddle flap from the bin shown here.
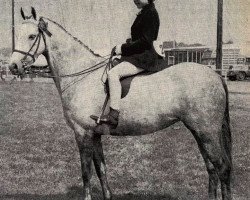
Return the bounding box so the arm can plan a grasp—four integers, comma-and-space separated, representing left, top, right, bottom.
120, 59, 168, 98
120, 71, 152, 98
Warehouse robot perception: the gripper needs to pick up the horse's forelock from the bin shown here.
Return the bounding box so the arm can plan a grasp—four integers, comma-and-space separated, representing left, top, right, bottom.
15, 21, 39, 40
18, 21, 39, 35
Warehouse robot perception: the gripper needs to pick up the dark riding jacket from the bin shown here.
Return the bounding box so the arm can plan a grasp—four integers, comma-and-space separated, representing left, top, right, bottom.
120, 3, 162, 72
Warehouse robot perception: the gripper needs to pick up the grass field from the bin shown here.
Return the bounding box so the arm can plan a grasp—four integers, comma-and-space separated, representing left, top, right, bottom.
0, 80, 249, 200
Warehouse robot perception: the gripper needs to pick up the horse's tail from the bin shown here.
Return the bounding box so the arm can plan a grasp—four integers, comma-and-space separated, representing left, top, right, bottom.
220, 77, 232, 167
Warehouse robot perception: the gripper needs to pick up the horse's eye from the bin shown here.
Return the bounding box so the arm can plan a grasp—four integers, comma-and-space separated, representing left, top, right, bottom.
28, 34, 36, 40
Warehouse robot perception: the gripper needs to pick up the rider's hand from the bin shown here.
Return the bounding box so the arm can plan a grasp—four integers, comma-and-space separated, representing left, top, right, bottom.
115, 44, 122, 55
126, 38, 132, 44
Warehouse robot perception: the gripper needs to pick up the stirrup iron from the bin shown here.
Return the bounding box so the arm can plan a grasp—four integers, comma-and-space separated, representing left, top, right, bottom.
90, 94, 109, 124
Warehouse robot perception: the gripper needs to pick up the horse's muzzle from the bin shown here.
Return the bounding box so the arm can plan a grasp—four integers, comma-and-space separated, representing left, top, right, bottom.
9, 63, 18, 75
9, 63, 25, 75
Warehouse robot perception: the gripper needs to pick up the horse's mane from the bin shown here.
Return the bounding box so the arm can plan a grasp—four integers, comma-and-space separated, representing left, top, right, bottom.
41, 17, 102, 57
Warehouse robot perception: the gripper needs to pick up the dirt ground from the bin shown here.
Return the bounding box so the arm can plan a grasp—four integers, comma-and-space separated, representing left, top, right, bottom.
0, 80, 249, 200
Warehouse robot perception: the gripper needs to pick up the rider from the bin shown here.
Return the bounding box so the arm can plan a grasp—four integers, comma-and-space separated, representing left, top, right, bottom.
93, 0, 161, 128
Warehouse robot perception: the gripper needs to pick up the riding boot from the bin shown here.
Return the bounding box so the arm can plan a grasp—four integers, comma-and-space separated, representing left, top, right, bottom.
100, 107, 120, 127
90, 107, 120, 127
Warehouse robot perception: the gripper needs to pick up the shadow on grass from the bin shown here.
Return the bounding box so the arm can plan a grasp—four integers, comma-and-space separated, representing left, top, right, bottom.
0, 186, 179, 200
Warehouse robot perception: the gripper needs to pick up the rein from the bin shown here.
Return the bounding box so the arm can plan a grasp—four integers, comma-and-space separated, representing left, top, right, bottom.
35, 57, 110, 79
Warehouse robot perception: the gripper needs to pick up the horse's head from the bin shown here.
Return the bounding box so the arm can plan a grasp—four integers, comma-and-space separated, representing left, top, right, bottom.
9, 7, 51, 75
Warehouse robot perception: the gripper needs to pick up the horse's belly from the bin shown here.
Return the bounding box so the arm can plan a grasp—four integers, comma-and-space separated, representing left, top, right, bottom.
114, 116, 179, 136
116, 78, 181, 136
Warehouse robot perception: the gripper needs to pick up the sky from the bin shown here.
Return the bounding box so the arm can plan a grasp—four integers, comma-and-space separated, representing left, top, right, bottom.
0, 0, 249, 54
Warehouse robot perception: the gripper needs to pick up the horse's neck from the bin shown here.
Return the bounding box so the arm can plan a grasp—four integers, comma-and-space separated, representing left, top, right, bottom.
43, 19, 105, 95
45, 19, 103, 77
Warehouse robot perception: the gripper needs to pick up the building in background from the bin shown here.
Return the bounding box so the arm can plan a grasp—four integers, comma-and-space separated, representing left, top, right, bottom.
162, 41, 210, 66
202, 44, 241, 70
162, 41, 249, 72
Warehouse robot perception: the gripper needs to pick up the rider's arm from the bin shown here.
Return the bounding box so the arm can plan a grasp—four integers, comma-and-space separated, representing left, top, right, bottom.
121, 10, 159, 56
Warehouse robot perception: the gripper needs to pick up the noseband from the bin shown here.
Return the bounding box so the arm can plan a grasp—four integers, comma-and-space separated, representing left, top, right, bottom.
13, 18, 52, 66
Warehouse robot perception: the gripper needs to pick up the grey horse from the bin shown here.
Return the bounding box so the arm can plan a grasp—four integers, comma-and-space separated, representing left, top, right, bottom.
9, 8, 232, 200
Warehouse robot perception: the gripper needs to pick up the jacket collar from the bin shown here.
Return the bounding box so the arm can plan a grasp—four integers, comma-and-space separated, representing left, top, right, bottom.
137, 3, 155, 15
142, 3, 155, 12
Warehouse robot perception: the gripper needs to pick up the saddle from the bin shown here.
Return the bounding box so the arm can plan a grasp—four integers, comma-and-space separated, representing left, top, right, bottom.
106, 57, 168, 98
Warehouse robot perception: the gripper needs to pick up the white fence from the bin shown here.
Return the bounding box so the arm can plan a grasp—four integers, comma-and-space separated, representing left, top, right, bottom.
0, 69, 53, 83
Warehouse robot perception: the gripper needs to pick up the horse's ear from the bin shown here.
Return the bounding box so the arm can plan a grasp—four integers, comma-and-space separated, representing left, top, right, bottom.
31, 7, 37, 20
20, 7, 26, 20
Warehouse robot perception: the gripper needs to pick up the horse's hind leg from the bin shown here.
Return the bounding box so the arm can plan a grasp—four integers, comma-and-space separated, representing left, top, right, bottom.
186, 126, 219, 199
93, 135, 112, 200
184, 122, 232, 200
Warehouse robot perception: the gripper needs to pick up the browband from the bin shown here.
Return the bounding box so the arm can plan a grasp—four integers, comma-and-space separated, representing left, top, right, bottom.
38, 18, 52, 37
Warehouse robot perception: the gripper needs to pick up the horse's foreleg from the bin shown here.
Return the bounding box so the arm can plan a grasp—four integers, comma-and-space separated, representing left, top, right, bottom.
93, 135, 112, 200
207, 161, 219, 200
73, 122, 94, 200
219, 168, 231, 200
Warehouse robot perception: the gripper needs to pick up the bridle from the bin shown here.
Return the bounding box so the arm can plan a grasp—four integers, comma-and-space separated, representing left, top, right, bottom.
13, 17, 114, 79
14, 32, 43, 66
13, 18, 51, 67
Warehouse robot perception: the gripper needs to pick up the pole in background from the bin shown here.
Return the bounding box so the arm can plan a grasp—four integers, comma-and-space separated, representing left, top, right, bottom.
12, 0, 15, 53
216, 0, 223, 76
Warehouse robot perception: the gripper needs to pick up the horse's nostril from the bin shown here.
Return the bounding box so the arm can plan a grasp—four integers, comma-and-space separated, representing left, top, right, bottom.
9, 63, 17, 70
9, 63, 18, 74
